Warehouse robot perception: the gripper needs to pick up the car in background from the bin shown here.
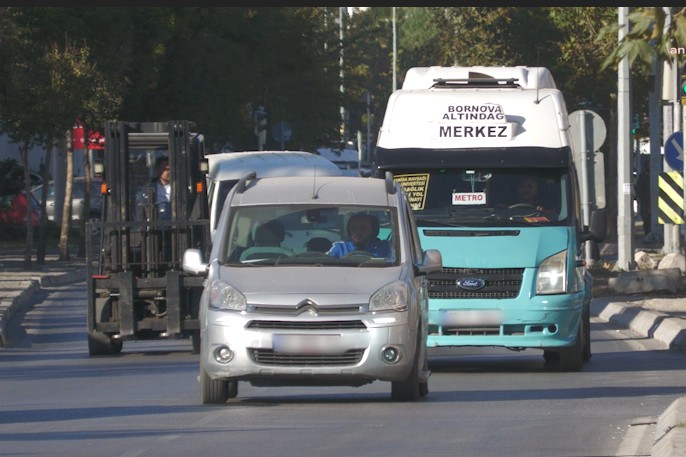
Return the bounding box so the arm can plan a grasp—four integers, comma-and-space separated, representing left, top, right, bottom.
205, 150, 348, 240
182, 172, 443, 404
0, 190, 41, 227
32, 177, 103, 226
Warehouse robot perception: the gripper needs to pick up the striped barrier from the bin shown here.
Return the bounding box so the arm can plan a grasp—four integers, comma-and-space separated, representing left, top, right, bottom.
658, 171, 685, 224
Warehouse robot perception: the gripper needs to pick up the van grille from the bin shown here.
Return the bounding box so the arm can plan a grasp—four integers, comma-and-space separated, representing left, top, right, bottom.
428, 267, 524, 299
249, 349, 365, 366
247, 320, 367, 330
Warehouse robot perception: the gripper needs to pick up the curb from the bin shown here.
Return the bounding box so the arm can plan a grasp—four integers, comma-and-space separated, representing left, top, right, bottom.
0, 269, 85, 348
653, 397, 686, 457
593, 298, 686, 457
0, 279, 40, 348
593, 299, 686, 351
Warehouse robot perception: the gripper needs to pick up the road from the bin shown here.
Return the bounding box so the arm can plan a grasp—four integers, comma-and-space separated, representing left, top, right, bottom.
1, 281, 685, 457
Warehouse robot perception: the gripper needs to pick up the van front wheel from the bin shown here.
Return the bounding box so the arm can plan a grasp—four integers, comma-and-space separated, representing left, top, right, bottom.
199, 362, 236, 404
557, 325, 584, 372
391, 330, 427, 402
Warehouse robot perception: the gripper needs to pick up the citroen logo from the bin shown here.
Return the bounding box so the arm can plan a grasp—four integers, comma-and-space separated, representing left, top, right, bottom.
295, 299, 320, 316
456, 278, 486, 291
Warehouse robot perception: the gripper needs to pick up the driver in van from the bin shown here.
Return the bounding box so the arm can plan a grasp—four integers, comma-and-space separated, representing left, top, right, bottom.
327, 213, 392, 259
515, 175, 545, 211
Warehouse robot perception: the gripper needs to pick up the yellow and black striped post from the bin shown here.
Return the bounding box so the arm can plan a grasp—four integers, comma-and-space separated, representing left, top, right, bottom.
658, 171, 685, 224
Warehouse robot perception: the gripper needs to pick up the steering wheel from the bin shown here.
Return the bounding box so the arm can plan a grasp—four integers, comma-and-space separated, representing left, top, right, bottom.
342, 250, 374, 258
508, 203, 539, 210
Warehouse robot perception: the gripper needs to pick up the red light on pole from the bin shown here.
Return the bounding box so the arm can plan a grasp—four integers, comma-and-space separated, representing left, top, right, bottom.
72, 120, 85, 150
88, 130, 105, 150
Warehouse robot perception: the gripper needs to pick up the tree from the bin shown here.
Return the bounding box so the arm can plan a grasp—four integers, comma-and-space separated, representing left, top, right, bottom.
600, 7, 686, 70
40, 41, 122, 260
597, 7, 686, 241
0, 8, 56, 268
0, 8, 122, 264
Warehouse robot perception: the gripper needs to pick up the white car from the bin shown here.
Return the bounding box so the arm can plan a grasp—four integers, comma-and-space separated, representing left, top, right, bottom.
204, 150, 346, 239
183, 173, 442, 404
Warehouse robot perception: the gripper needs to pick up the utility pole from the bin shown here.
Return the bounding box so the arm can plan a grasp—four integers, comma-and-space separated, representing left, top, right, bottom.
392, 7, 397, 92
616, 7, 635, 271
339, 7, 345, 145
366, 91, 371, 162
680, 58, 686, 252
662, 7, 681, 254
648, 47, 663, 240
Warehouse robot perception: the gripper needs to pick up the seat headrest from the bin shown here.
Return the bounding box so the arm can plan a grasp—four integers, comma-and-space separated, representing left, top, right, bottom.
254, 220, 285, 246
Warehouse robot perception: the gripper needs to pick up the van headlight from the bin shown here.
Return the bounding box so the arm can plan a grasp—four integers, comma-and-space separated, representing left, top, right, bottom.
536, 250, 567, 295
370, 281, 409, 312
209, 280, 246, 311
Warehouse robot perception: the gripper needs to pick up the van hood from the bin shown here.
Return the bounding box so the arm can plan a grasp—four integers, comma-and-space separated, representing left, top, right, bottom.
418, 226, 570, 268
217, 265, 403, 306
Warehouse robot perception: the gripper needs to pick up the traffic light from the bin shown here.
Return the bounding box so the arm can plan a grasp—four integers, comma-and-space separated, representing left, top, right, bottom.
631, 113, 639, 136
681, 61, 686, 105
254, 106, 267, 135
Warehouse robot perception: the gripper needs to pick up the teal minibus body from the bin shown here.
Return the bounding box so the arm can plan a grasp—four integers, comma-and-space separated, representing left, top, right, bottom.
373, 67, 605, 371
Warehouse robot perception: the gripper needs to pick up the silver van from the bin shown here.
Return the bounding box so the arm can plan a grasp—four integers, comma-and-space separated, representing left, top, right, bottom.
183, 173, 443, 404
205, 150, 346, 239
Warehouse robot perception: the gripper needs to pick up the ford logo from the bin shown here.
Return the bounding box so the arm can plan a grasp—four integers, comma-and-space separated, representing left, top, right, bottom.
456, 278, 486, 290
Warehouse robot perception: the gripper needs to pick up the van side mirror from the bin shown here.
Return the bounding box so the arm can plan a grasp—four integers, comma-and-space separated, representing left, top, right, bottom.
183, 248, 208, 276
416, 249, 443, 275
580, 208, 607, 243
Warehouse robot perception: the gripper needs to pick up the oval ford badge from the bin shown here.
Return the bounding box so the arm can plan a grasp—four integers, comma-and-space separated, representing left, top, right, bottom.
456, 278, 486, 290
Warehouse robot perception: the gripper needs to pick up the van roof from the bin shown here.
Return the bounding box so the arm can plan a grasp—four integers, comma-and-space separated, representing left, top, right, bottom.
377, 84, 570, 150
402, 66, 557, 90
229, 175, 396, 207
206, 150, 344, 180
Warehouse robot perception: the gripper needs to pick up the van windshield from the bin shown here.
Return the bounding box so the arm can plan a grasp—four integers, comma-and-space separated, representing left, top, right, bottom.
394, 168, 569, 227
220, 205, 399, 267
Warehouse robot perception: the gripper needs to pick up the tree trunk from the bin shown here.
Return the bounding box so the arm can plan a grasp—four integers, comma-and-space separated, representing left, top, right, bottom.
36, 144, 53, 264
606, 95, 618, 243
78, 142, 91, 258
20, 142, 33, 270
59, 128, 73, 261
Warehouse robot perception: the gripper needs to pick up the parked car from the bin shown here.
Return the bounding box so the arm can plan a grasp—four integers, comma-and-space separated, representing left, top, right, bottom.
182, 172, 443, 404
32, 177, 103, 226
0, 190, 41, 227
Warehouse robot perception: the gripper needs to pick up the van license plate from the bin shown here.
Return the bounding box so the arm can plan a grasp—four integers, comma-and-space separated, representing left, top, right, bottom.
273, 334, 345, 355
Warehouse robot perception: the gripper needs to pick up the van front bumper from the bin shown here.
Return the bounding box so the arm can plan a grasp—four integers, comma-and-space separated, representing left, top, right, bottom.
201, 311, 419, 386
427, 292, 585, 349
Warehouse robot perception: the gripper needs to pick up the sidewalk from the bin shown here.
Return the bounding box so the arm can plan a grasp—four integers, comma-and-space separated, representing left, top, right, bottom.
0, 245, 684, 456
0, 247, 87, 348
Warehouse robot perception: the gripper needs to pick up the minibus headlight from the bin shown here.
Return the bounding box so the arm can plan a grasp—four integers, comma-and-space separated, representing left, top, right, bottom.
370, 281, 409, 312
537, 250, 567, 295
209, 280, 246, 311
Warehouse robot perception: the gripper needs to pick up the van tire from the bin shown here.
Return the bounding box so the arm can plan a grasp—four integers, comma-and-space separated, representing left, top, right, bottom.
391, 329, 426, 402
582, 307, 592, 362
557, 325, 583, 372
200, 362, 231, 404
87, 331, 123, 356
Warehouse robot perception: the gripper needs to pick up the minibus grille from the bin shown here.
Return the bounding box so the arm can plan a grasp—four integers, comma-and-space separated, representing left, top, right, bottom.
428, 267, 524, 299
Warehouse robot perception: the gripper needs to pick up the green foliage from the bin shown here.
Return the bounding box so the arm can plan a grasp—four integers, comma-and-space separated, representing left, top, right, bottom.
601, 7, 686, 70
0, 7, 673, 160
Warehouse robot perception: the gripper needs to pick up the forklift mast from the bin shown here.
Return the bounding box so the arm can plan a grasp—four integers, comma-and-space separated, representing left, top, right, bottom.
86, 120, 210, 356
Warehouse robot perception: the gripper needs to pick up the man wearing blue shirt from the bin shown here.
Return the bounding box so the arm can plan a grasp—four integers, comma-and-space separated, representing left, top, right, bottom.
327, 213, 393, 259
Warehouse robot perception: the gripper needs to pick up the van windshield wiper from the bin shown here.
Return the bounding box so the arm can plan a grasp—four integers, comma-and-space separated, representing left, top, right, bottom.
414, 218, 466, 228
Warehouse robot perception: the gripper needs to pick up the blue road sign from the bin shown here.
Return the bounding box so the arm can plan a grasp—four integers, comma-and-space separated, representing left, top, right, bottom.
665, 131, 684, 172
